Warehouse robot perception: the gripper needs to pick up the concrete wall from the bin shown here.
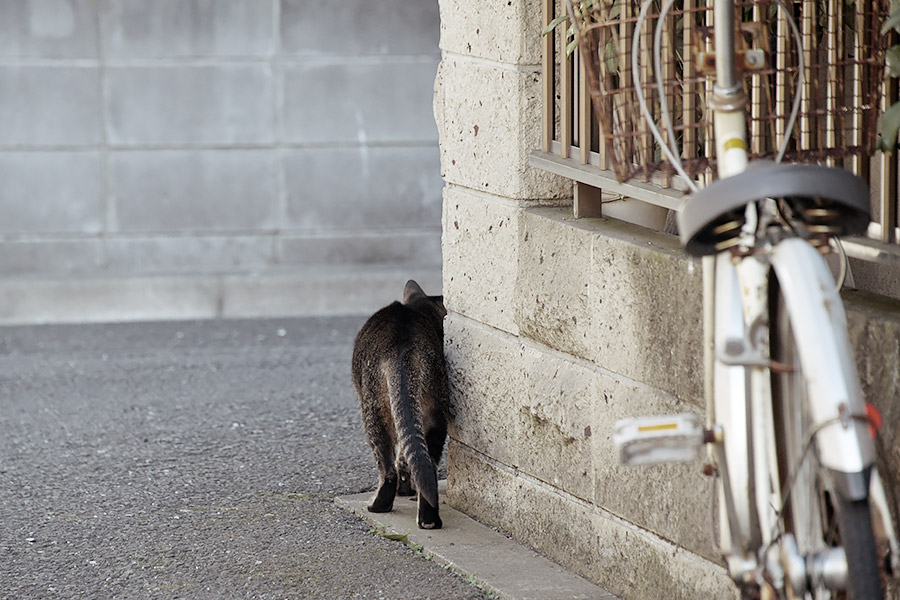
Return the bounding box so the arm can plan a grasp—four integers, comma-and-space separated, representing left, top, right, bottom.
434, 2, 900, 598
0, 0, 442, 323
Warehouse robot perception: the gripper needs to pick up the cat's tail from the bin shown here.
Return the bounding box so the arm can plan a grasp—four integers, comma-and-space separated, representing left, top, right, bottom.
382, 353, 439, 509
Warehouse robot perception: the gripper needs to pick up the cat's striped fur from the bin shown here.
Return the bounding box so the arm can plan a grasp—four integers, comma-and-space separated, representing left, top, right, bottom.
351, 280, 448, 529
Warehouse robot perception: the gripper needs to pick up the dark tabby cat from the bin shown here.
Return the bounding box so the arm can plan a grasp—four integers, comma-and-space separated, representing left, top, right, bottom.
351, 280, 448, 529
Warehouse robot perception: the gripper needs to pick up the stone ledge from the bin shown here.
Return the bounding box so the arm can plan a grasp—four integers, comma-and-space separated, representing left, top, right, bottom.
337, 479, 618, 600
447, 441, 739, 600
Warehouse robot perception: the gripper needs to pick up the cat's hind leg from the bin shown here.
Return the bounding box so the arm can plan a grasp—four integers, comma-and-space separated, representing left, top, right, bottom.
416, 474, 442, 529
415, 425, 445, 529
417, 424, 443, 528
366, 434, 398, 513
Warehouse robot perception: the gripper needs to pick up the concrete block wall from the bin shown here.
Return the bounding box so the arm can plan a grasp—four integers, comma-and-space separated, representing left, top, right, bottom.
435, 1, 900, 598
0, 0, 443, 323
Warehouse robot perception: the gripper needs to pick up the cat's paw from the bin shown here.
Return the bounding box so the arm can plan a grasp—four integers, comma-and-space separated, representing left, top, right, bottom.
417, 515, 442, 530
367, 502, 393, 513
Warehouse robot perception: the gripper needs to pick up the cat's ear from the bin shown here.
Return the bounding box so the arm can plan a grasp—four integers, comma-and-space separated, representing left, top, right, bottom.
432, 296, 447, 318
403, 280, 426, 304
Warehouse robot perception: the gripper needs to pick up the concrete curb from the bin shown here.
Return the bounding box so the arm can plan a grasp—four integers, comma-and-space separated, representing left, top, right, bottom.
0, 267, 441, 325
335, 481, 620, 600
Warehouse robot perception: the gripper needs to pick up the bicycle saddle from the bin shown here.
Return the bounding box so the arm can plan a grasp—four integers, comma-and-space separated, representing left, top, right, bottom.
678, 162, 871, 256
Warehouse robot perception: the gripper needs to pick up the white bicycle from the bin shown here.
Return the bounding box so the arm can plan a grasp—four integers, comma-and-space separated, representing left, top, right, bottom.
578, 0, 900, 597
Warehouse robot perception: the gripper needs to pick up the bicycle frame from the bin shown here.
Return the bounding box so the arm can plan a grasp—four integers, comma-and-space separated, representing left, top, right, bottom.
710, 0, 749, 179
703, 0, 775, 568
703, 0, 892, 589
711, 241, 879, 571
605, 0, 899, 593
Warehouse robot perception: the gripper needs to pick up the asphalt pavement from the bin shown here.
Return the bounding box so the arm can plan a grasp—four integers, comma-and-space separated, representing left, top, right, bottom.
0, 316, 488, 599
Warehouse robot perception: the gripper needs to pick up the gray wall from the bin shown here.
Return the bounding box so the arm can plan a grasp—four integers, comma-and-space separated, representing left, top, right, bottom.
0, 0, 442, 321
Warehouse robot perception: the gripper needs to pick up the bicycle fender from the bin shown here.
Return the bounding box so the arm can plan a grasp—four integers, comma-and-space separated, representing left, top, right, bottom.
769, 238, 876, 480
713, 254, 757, 551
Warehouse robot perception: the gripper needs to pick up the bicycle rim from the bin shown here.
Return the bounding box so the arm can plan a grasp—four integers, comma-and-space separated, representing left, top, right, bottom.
770, 274, 883, 600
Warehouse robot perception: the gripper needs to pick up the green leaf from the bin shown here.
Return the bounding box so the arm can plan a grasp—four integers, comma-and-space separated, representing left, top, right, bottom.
888, 45, 900, 77
381, 531, 409, 543
881, 10, 900, 35
370, 526, 410, 544
604, 36, 618, 74
610, 0, 622, 19
566, 38, 579, 56
879, 101, 900, 151
542, 14, 570, 36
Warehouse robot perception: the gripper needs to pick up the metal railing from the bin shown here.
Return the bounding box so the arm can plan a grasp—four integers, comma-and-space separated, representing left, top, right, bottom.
531, 0, 900, 258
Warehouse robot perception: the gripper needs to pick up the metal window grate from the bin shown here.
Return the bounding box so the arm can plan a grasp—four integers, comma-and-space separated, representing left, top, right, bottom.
561, 0, 889, 184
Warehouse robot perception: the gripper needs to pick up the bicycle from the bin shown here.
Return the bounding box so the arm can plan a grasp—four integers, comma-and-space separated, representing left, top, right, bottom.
559, 0, 900, 597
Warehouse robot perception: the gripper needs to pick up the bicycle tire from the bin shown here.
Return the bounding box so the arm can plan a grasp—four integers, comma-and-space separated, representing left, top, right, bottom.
770, 275, 884, 600
836, 497, 884, 599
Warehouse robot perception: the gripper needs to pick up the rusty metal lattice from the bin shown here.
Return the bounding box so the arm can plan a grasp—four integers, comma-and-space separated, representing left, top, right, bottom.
557, 0, 889, 185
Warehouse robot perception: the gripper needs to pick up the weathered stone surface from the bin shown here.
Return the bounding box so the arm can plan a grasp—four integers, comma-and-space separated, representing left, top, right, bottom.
437, 0, 543, 65
589, 217, 704, 405
518, 343, 595, 502
515, 208, 703, 402
590, 503, 739, 600
447, 441, 738, 600
592, 371, 717, 562
444, 312, 524, 467
846, 292, 900, 412
433, 57, 569, 200
443, 186, 521, 335
446, 439, 519, 536
516, 208, 594, 361
844, 290, 900, 504
447, 295, 714, 560
514, 476, 599, 581
847, 258, 900, 303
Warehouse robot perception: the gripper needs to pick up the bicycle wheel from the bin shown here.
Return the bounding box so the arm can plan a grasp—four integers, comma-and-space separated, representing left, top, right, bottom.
770, 274, 883, 600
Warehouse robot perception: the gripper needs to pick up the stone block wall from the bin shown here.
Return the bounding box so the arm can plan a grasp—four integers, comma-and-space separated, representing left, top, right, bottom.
0, 0, 442, 322
435, 1, 900, 598
442, 208, 740, 599
442, 209, 900, 599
